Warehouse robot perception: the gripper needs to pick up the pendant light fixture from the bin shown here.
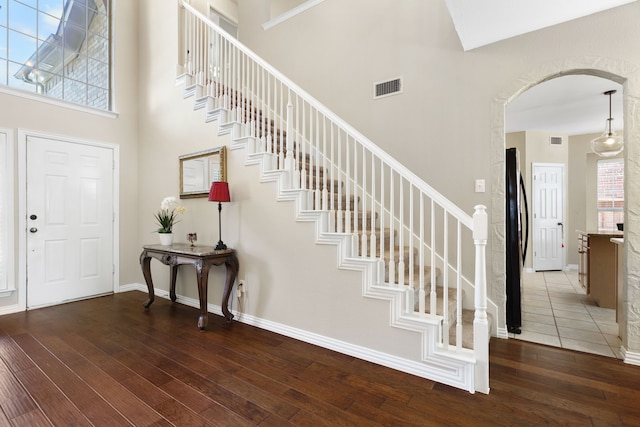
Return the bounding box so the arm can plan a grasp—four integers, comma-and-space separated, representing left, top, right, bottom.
591, 90, 623, 157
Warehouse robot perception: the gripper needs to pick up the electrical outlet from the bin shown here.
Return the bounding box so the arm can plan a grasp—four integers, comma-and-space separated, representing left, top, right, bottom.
237, 279, 246, 298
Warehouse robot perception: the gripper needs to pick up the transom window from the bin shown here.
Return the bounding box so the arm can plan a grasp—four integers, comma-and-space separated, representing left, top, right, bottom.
597, 158, 624, 233
0, 0, 111, 110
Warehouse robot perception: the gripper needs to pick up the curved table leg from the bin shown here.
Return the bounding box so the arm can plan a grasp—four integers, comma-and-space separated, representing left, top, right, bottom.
196, 261, 211, 331
139, 251, 155, 309
169, 265, 179, 302
222, 252, 240, 322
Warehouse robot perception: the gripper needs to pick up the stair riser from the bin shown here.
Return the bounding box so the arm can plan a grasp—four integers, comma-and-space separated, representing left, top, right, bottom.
355, 230, 395, 248
343, 213, 375, 230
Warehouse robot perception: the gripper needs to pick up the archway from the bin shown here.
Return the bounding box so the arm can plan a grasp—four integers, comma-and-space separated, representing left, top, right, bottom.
490, 58, 640, 364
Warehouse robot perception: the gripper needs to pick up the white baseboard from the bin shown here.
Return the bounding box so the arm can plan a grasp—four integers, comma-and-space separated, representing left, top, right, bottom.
621, 346, 640, 366
496, 327, 509, 339
116, 283, 145, 293
523, 265, 578, 274
117, 283, 472, 389
0, 303, 23, 316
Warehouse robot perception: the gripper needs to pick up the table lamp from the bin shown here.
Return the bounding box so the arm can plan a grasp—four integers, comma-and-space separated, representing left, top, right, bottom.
208, 181, 230, 250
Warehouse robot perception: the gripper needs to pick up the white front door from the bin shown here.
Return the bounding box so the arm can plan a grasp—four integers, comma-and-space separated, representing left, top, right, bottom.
532, 163, 564, 271
26, 135, 114, 308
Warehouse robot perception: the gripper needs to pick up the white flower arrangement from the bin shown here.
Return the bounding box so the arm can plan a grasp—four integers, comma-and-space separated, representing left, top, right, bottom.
154, 196, 185, 233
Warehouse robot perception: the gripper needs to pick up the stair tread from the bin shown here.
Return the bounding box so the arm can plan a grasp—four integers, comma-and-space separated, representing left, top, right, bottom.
384, 261, 440, 285
413, 286, 460, 322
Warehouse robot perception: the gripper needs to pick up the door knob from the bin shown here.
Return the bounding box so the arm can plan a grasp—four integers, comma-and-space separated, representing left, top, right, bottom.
29, 227, 38, 233
30, 214, 37, 220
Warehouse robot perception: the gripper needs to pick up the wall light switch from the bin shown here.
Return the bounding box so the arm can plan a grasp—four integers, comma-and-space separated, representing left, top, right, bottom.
475, 179, 485, 193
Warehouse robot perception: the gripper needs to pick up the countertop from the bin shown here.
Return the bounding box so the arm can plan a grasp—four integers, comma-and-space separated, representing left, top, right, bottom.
577, 230, 624, 238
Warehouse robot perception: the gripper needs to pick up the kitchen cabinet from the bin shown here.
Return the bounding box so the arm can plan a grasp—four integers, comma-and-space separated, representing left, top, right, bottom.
578, 234, 589, 292
577, 231, 621, 309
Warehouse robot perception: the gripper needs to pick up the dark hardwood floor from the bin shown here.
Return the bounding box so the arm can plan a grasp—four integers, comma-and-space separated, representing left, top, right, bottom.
1, 291, 639, 426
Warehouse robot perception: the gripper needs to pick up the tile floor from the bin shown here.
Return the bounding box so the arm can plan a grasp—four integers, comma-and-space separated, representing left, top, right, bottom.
509, 270, 622, 359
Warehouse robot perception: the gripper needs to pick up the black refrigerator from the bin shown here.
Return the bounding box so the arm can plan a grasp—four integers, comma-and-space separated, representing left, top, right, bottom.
505, 148, 529, 334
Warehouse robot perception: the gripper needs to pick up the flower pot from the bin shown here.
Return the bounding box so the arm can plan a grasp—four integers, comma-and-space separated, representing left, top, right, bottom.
159, 232, 174, 246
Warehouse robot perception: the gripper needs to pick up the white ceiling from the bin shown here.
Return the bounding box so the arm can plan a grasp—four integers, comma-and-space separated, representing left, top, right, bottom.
506, 75, 623, 136
444, 0, 633, 136
445, 0, 637, 52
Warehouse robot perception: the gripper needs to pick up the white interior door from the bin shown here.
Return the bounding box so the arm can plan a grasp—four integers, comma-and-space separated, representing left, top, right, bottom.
26, 135, 114, 308
532, 163, 564, 271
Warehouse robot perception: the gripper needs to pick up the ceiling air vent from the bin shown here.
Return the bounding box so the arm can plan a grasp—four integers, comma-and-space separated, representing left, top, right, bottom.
373, 77, 402, 99
550, 136, 563, 145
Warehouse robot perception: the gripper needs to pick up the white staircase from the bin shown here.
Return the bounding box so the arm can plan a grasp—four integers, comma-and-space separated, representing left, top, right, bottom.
176, 0, 493, 394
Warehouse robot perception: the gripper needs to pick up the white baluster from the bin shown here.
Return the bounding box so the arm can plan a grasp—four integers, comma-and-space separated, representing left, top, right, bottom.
398, 178, 404, 290
345, 136, 351, 233
380, 161, 386, 282
294, 98, 301, 190
336, 130, 342, 233
301, 102, 307, 191
456, 220, 462, 349
361, 145, 367, 258
408, 185, 414, 301
352, 141, 358, 249
370, 154, 377, 259
321, 116, 328, 211
314, 111, 321, 210
430, 199, 436, 316
388, 172, 395, 285
330, 124, 335, 212
418, 194, 425, 316
442, 213, 450, 346
285, 95, 294, 183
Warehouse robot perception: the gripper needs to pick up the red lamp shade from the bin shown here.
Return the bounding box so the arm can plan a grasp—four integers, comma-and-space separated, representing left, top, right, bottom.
208, 181, 230, 202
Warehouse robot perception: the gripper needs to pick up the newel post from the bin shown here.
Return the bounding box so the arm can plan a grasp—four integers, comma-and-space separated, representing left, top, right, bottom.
472, 204, 489, 394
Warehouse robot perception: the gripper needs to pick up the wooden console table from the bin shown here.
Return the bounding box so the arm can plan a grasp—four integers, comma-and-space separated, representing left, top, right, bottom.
139, 244, 239, 330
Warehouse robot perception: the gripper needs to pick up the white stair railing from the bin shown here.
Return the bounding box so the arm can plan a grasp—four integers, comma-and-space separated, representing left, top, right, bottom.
178, 0, 489, 394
